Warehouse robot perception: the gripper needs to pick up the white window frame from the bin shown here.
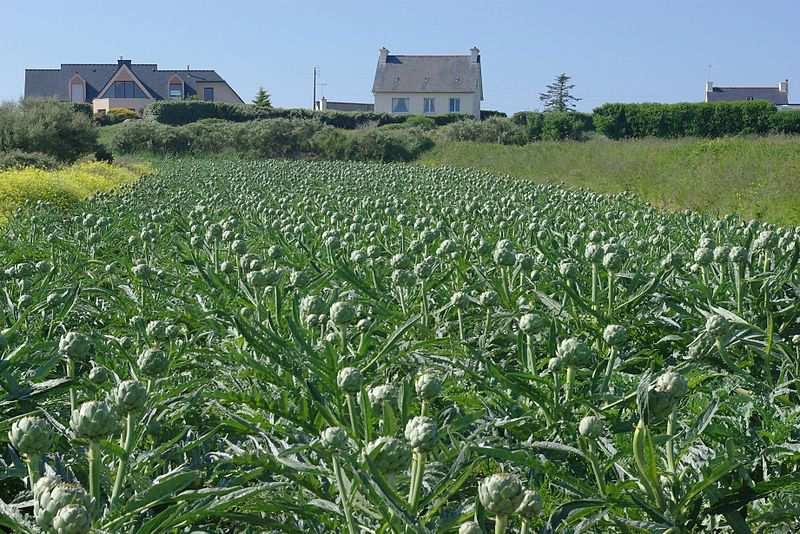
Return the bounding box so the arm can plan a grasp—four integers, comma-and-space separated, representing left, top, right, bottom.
392, 97, 409, 113
423, 97, 435, 114
449, 97, 461, 113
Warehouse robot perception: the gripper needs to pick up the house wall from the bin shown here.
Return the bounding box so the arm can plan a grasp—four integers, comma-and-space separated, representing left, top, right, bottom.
92, 98, 154, 114
374, 92, 480, 118
195, 82, 243, 104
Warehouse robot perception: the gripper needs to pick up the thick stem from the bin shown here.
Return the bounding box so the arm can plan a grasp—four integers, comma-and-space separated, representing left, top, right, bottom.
525, 334, 534, 374
67, 359, 77, 414
586, 440, 606, 497
26, 454, 41, 517
495, 514, 508, 534
591, 264, 598, 310
333, 457, 357, 534
666, 408, 676, 474
345, 394, 359, 439
600, 347, 617, 395
88, 440, 101, 505
457, 309, 465, 342
110, 413, 135, 510
408, 450, 426, 510
607, 272, 615, 318
565, 365, 576, 402
521, 520, 530, 534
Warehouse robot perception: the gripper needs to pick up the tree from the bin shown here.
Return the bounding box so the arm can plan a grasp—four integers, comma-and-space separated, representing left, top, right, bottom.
539, 73, 581, 112
253, 87, 272, 109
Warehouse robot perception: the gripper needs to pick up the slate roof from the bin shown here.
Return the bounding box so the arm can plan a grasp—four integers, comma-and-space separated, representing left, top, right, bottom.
318, 101, 375, 112
24, 60, 241, 102
373, 54, 482, 97
706, 86, 788, 105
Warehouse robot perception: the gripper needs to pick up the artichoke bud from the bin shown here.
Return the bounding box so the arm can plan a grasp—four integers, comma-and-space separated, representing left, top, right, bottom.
9, 416, 52, 456
58, 332, 93, 361
478, 473, 524, 515
330, 301, 357, 325
113, 380, 147, 414
578, 415, 604, 438
603, 324, 628, 347
88, 365, 110, 385
459, 521, 482, 534
404, 416, 438, 452
415, 372, 442, 401
320, 426, 349, 451
36, 481, 90, 530
336, 367, 363, 394
70, 400, 117, 439
556, 338, 592, 367
52, 504, 91, 534
137, 347, 169, 377
705, 314, 731, 339
516, 489, 543, 518
363, 437, 411, 473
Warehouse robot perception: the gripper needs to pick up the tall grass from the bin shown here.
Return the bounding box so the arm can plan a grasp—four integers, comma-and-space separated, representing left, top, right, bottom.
418, 136, 800, 225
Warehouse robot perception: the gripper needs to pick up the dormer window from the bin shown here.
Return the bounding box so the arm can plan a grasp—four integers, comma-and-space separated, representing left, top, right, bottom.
169, 82, 183, 99
69, 75, 85, 103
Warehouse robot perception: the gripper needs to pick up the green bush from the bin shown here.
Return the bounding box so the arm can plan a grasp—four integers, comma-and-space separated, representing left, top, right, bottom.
401, 115, 436, 131
110, 117, 429, 162
0, 149, 60, 170
438, 117, 527, 145
480, 110, 507, 120
0, 100, 98, 162
593, 101, 777, 139
769, 111, 800, 134
96, 108, 140, 126
511, 111, 593, 142
144, 100, 472, 129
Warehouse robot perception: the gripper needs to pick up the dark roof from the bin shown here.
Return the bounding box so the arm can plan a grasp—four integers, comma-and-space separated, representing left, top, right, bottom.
318, 101, 375, 112
24, 61, 241, 102
706, 86, 788, 105
373, 54, 482, 97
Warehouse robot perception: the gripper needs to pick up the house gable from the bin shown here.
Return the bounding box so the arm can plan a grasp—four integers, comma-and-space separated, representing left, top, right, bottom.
97, 64, 154, 99
373, 48, 483, 99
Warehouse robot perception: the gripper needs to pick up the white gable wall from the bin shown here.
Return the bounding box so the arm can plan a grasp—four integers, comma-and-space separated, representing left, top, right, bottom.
374, 92, 480, 118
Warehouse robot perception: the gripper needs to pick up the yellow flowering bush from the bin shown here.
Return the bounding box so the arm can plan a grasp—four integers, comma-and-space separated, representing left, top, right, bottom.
0, 161, 149, 223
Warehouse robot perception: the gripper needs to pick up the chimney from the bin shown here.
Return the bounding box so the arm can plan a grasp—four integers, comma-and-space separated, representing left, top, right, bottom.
779, 79, 789, 93
320, 96, 328, 111
470, 47, 480, 63
379, 47, 389, 64
705, 81, 713, 92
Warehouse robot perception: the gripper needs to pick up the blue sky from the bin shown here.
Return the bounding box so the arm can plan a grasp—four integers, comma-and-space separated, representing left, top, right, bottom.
2, 0, 798, 113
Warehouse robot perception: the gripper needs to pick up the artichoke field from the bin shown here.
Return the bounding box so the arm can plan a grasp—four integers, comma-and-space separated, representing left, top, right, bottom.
1, 158, 799, 533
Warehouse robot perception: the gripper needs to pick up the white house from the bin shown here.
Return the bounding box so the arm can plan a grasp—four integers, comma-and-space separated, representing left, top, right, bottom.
372, 47, 483, 118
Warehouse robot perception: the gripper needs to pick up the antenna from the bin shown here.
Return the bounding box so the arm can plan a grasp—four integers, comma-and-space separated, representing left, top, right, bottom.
313, 66, 319, 109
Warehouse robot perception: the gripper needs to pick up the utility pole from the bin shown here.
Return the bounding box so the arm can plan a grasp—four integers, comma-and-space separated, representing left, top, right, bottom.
313, 66, 318, 110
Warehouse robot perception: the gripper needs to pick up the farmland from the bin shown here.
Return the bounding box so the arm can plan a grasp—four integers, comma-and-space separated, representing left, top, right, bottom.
1, 157, 799, 533
419, 136, 800, 226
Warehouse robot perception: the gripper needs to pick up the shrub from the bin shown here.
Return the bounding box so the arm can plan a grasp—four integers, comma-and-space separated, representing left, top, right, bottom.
480, 110, 507, 120
0, 100, 98, 162
313, 126, 433, 162
241, 119, 324, 158
592, 101, 777, 139
144, 100, 472, 129
769, 111, 800, 134
402, 116, 436, 131
542, 112, 593, 141
0, 150, 60, 170
438, 118, 527, 145
96, 108, 139, 126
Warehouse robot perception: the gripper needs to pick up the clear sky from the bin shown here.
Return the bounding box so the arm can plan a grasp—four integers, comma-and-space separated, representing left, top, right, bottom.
2, 0, 798, 113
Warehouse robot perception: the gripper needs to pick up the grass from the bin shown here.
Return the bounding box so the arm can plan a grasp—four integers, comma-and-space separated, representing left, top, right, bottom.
418, 135, 800, 225
0, 160, 150, 223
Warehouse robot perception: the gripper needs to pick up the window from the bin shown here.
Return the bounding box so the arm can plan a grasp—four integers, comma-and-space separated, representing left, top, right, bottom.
746, 96, 754, 101
203, 87, 215, 102
169, 82, 183, 99
449, 97, 461, 113
423, 98, 435, 114
102, 81, 146, 99
391, 97, 409, 113
70, 82, 84, 103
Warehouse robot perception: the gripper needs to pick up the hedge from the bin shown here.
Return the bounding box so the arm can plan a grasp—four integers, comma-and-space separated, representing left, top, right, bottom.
511, 111, 594, 141
437, 117, 527, 145
109, 118, 433, 162
592, 101, 777, 139
769, 110, 800, 134
143, 100, 472, 128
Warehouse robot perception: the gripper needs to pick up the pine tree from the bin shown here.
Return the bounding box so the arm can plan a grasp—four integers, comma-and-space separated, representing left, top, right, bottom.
253, 87, 272, 109
539, 73, 581, 112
